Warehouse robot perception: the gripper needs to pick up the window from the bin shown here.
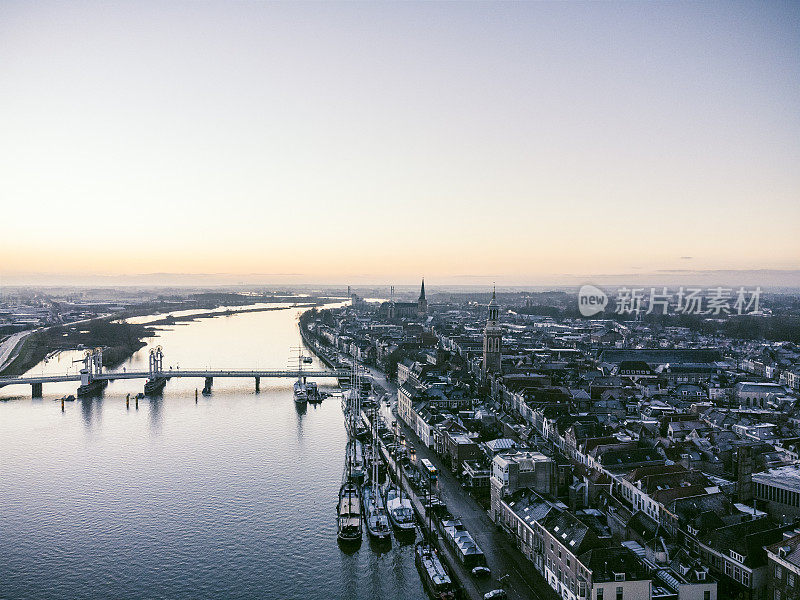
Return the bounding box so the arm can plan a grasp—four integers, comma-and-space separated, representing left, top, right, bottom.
789, 572, 795, 587
704, 592, 710, 600
597, 589, 603, 600
776, 565, 783, 578
616, 587, 623, 600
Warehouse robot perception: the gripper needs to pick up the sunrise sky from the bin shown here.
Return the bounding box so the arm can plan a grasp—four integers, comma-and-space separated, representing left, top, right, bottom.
1, 1, 798, 286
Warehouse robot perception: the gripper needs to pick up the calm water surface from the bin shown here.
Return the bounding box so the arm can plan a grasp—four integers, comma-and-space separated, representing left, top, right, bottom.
0, 304, 425, 600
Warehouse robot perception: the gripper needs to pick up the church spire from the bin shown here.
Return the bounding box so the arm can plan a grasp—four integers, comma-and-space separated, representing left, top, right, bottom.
417, 277, 428, 316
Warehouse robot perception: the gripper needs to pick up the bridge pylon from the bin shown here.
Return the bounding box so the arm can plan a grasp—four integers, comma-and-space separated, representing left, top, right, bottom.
144, 347, 167, 395
76, 348, 107, 397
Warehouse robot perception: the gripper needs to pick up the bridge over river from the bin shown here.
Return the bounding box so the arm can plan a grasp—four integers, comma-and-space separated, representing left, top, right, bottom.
0, 348, 349, 397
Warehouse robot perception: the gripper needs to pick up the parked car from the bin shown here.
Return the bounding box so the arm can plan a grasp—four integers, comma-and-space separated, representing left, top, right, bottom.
483, 591, 506, 600
471, 566, 491, 578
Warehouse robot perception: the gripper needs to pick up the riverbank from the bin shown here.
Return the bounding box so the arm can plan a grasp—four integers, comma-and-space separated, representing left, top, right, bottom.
145, 302, 319, 326
0, 319, 155, 377
0, 297, 333, 378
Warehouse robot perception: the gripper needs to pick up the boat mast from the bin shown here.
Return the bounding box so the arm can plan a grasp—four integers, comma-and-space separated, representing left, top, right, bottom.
372, 394, 378, 498
395, 416, 402, 501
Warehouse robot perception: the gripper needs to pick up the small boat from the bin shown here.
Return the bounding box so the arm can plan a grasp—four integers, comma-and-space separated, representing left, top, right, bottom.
303, 356, 313, 364
415, 542, 455, 600
384, 485, 416, 532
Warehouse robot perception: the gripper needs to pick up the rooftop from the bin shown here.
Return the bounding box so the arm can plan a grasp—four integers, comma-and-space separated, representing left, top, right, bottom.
753, 465, 800, 493
766, 532, 800, 568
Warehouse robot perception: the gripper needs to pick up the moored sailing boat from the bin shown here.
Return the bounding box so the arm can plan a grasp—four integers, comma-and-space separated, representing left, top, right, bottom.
384, 484, 415, 532
292, 347, 308, 405
361, 397, 391, 541
338, 362, 363, 544
337, 479, 362, 543
361, 478, 391, 540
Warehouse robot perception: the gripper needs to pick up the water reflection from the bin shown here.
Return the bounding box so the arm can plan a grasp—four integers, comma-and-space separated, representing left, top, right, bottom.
148, 396, 163, 433
80, 395, 103, 430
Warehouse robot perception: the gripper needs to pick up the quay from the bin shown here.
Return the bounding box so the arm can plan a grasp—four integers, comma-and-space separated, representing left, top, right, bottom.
361, 396, 552, 600
346, 357, 557, 600
361, 405, 478, 599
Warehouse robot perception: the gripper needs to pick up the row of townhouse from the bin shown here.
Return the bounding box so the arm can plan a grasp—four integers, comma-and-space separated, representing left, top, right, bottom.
741, 357, 800, 391
397, 380, 482, 467
489, 448, 720, 600
491, 483, 680, 600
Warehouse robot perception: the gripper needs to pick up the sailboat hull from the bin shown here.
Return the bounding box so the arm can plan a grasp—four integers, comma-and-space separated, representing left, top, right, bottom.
338, 482, 362, 542
361, 484, 391, 540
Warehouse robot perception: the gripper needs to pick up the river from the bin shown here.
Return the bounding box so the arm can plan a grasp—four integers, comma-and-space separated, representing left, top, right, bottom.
0, 302, 426, 600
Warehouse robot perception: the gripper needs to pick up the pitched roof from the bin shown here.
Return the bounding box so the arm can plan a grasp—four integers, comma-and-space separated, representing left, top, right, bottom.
700, 517, 786, 568
580, 546, 650, 583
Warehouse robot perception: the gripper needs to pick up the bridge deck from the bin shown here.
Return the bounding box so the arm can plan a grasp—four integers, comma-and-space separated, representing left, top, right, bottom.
0, 369, 350, 387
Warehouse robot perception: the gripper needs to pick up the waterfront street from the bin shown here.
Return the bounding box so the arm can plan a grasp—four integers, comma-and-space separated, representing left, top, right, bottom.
363, 362, 559, 600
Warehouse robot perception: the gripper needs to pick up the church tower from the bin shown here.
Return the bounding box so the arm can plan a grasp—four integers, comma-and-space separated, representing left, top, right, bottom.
417, 278, 428, 317
482, 286, 502, 378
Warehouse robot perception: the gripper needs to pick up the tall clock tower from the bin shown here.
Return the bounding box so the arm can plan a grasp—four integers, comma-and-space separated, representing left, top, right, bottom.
482, 287, 502, 378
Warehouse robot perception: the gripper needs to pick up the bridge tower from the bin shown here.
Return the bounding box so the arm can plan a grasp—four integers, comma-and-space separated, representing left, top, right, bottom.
76, 348, 107, 397
79, 349, 99, 386
80, 351, 92, 387
148, 346, 164, 377
145, 346, 167, 395
93, 348, 103, 376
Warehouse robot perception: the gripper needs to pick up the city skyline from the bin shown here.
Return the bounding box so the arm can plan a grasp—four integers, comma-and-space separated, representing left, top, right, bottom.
1, 1, 799, 286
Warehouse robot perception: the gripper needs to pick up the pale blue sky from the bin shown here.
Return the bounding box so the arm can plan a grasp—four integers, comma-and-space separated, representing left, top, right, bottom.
1, 1, 798, 285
